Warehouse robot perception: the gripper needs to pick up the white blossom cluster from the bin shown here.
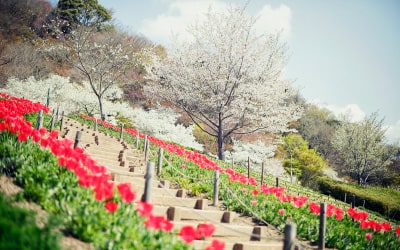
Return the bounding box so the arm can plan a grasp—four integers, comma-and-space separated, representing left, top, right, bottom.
226, 139, 276, 165
131, 106, 204, 151
4, 75, 86, 114
3, 74, 203, 151
3, 74, 123, 118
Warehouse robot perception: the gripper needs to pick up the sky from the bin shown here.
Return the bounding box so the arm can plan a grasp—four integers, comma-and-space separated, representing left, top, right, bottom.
50, 0, 400, 144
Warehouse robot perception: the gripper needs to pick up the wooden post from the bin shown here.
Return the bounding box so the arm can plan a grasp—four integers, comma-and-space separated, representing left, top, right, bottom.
247, 156, 250, 179
94, 118, 97, 131
59, 111, 64, 131
36, 110, 43, 130
144, 135, 149, 163
157, 147, 163, 176
74, 131, 81, 148
283, 223, 297, 250
276, 177, 279, 187
319, 203, 326, 250
212, 170, 219, 206
141, 162, 155, 202
119, 123, 124, 140
260, 161, 265, 185
46, 88, 50, 107
50, 109, 55, 131
55, 106, 59, 121
352, 195, 356, 222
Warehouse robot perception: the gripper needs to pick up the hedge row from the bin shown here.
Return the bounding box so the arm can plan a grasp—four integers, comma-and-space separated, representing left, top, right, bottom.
318, 177, 400, 221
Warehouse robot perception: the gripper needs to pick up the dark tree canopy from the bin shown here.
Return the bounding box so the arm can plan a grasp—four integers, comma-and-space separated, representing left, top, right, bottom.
55, 0, 111, 30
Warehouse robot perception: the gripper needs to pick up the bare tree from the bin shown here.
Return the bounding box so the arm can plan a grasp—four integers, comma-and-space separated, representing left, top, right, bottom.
0, 41, 50, 80
144, 6, 302, 160
333, 112, 392, 185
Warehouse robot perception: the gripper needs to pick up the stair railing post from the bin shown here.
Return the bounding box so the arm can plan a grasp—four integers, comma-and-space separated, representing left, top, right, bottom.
144, 135, 149, 163
46, 88, 50, 107
94, 118, 97, 131
59, 111, 64, 131
119, 123, 124, 141
247, 156, 250, 179
260, 161, 265, 185
74, 131, 81, 148
212, 170, 220, 206
157, 147, 163, 176
55, 106, 59, 121
352, 195, 356, 222
284, 223, 297, 250
142, 161, 155, 202
50, 109, 55, 131
319, 203, 326, 250
36, 110, 43, 130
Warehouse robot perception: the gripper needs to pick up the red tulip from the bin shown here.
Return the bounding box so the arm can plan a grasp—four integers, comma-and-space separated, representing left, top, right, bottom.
117, 183, 136, 203
205, 239, 225, 250
136, 201, 153, 217
105, 201, 118, 213
179, 225, 198, 243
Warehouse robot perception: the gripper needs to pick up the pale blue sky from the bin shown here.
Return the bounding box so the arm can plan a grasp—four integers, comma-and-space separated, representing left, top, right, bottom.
50, 0, 400, 143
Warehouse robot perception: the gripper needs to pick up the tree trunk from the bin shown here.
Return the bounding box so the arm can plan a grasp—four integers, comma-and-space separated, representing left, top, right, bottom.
97, 95, 105, 121
217, 113, 224, 160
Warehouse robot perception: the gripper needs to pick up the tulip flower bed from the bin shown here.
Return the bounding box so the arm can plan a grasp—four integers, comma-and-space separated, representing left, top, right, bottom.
76, 113, 400, 249
0, 93, 223, 250
3, 91, 398, 249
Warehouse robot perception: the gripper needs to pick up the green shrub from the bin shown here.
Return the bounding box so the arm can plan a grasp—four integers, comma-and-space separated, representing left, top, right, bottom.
0, 193, 61, 250
318, 176, 400, 221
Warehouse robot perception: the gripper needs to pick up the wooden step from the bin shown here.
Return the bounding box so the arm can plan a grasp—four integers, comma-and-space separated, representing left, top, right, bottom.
171, 221, 278, 242
190, 240, 283, 250
142, 194, 208, 210
152, 206, 236, 223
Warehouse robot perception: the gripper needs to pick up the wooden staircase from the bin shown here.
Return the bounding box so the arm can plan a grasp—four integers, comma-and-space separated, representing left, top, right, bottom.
61, 118, 286, 250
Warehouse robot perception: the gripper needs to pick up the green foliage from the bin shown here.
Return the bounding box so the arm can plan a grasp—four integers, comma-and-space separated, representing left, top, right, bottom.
116, 113, 134, 128
318, 176, 400, 221
0, 131, 188, 250
282, 134, 326, 188
0, 131, 26, 176
0, 193, 62, 250
192, 124, 217, 155
55, 0, 112, 29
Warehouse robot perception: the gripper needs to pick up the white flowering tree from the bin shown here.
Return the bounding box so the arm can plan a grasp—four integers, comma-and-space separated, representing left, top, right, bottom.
333, 112, 393, 185
144, 6, 302, 160
58, 25, 138, 121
